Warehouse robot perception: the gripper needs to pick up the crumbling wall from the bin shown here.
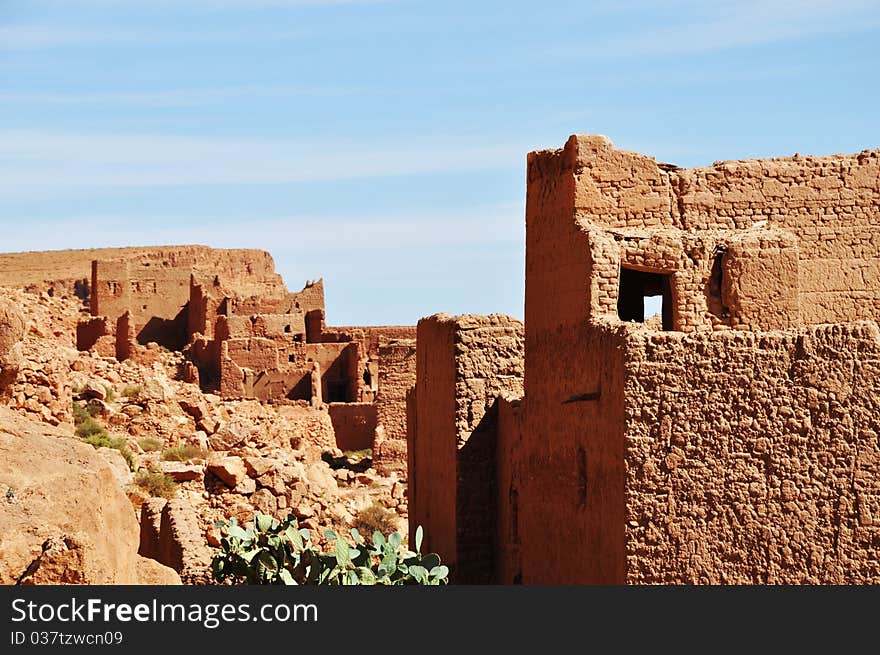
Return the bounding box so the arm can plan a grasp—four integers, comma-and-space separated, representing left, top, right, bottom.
76, 316, 114, 354
216, 338, 353, 403
675, 151, 880, 325
374, 338, 417, 474
328, 402, 377, 452
115, 311, 135, 361
408, 314, 523, 583
564, 135, 880, 328
139, 499, 211, 583
624, 322, 880, 584
230, 278, 325, 317
0, 245, 227, 302
89, 246, 288, 349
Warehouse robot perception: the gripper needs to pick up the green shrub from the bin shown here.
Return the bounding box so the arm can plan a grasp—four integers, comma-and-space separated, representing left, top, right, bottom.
134, 470, 177, 499
79, 429, 136, 471
74, 413, 135, 471
161, 444, 207, 462
138, 437, 164, 452
212, 512, 448, 586
72, 401, 90, 425
72, 400, 100, 425
122, 386, 142, 401
352, 502, 398, 537
75, 417, 106, 439
103, 385, 115, 403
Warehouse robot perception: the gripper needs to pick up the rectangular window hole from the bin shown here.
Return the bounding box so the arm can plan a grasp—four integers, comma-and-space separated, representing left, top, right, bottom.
618, 267, 674, 331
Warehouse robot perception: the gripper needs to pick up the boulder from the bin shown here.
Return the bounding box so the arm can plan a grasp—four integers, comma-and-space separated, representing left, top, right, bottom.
96, 446, 134, 486
0, 407, 178, 584
233, 477, 256, 495
208, 421, 248, 450
197, 416, 220, 435
257, 471, 287, 496
185, 430, 209, 451
157, 461, 204, 482
136, 556, 183, 585
178, 397, 208, 421
141, 377, 173, 403
0, 299, 25, 393
206, 454, 247, 487
81, 379, 107, 401
244, 456, 274, 478
251, 488, 277, 514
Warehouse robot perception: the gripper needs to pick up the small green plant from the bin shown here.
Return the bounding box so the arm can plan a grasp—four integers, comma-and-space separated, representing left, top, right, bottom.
161, 444, 207, 462
138, 437, 164, 452
343, 448, 372, 461
79, 429, 136, 471
75, 417, 106, 439
103, 385, 115, 403
352, 502, 399, 537
73, 407, 135, 471
134, 470, 178, 499
71, 400, 100, 424
122, 385, 142, 401
212, 512, 448, 586
72, 401, 90, 425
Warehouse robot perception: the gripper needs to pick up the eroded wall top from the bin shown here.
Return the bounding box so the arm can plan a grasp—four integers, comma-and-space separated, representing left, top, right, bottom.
527, 135, 880, 329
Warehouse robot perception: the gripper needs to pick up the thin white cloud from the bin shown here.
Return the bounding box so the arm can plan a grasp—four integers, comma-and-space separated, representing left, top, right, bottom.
26, 0, 394, 9
0, 206, 523, 255
0, 84, 368, 107
0, 24, 141, 49
0, 130, 523, 194
547, 0, 880, 58
0, 23, 308, 50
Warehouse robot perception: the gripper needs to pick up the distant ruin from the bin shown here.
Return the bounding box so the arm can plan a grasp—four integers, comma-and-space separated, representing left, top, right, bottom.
1, 245, 414, 472
408, 135, 880, 584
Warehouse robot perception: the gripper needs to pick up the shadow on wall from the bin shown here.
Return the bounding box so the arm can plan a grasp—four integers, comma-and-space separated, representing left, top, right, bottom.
452, 400, 500, 585
138, 306, 189, 351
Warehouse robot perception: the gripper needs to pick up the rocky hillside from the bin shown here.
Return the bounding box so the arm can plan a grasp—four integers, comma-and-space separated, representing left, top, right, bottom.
0, 287, 407, 584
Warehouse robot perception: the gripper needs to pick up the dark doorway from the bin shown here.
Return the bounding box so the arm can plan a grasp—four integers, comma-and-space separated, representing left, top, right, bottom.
617, 267, 674, 330
325, 380, 349, 403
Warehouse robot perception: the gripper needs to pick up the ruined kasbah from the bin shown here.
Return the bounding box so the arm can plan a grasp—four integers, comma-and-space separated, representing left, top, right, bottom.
1, 135, 879, 586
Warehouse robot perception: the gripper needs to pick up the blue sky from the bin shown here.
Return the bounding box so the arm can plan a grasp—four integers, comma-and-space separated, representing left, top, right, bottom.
1, 1, 878, 325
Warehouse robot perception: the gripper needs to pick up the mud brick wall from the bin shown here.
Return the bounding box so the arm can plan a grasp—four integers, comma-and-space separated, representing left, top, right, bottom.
550, 135, 880, 328
115, 311, 135, 361
232, 279, 325, 317
320, 325, 417, 357
76, 316, 113, 352
408, 314, 523, 583
524, 144, 630, 583
423, 135, 880, 584
328, 402, 377, 452
624, 322, 880, 583
0, 245, 256, 301
676, 152, 880, 324
495, 394, 524, 584
373, 338, 416, 474
90, 246, 287, 347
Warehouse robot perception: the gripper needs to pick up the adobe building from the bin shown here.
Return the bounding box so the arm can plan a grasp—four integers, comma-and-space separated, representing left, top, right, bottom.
408, 135, 880, 584
71, 245, 414, 467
